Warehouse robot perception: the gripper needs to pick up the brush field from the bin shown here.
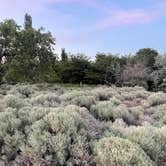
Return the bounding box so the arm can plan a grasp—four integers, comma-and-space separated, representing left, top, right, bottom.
0, 84, 165, 166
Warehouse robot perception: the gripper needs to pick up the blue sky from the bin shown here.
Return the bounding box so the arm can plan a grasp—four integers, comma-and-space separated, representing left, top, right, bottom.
0, 0, 166, 58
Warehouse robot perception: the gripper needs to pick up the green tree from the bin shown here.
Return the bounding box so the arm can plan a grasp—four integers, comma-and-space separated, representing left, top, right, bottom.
5, 14, 58, 83
58, 54, 91, 84
151, 55, 166, 92
5, 53, 38, 82
0, 19, 19, 62
135, 48, 158, 70
61, 48, 68, 62
95, 53, 127, 85
24, 13, 32, 29
34, 27, 58, 82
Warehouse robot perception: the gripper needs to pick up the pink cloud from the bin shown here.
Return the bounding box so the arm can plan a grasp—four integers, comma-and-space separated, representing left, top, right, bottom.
113, 10, 154, 24
81, 1, 166, 32
0, 0, 166, 50
90, 9, 155, 31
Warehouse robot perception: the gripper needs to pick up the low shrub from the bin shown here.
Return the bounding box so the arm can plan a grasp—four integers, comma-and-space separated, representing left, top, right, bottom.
65, 105, 104, 139
90, 101, 130, 122
0, 100, 4, 112
3, 95, 26, 109
123, 125, 166, 162
60, 90, 86, 102
71, 95, 96, 109
119, 86, 146, 92
130, 106, 144, 119
108, 119, 128, 137
153, 104, 166, 120
90, 101, 114, 120
0, 111, 24, 160
94, 136, 153, 166
113, 104, 130, 120
147, 92, 166, 106
92, 87, 117, 101
140, 100, 150, 108
16, 85, 35, 98
139, 115, 155, 125
31, 93, 61, 107
0, 84, 166, 165
110, 96, 121, 105
0, 105, 92, 165
152, 104, 166, 126
22, 109, 91, 165
121, 92, 138, 100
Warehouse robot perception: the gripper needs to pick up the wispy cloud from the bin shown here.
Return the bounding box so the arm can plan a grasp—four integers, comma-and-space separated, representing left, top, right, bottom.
81, 0, 166, 32
0, 0, 166, 55
87, 9, 155, 32
1, 0, 163, 29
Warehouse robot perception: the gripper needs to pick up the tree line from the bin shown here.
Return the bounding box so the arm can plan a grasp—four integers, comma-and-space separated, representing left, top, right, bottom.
0, 14, 166, 92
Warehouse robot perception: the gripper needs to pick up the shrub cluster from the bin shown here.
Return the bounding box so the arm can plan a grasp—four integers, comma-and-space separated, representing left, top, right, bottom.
0, 84, 165, 165
147, 92, 166, 106
94, 136, 153, 166
90, 101, 130, 122
0, 106, 92, 165
31, 93, 61, 107
111, 123, 166, 162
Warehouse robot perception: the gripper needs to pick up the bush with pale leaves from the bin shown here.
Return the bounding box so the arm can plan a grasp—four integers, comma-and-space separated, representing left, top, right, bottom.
94, 136, 153, 166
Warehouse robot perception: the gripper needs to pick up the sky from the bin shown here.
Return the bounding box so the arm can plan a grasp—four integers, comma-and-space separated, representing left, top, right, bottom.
0, 0, 166, 58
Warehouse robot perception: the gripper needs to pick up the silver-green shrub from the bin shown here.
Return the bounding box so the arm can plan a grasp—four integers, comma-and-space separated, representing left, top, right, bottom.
123, 125, 166, 162
71, 95, 96, 109
92, 87, 118, 101
153, 104, 166, 126
21, 108, 90, 165
90, 101, 114, 120
16, 85, 35, 98
94, 136, 153, 166
3, 94, 26, 109
90, 101, 130, 121
60, 90, 86, 102
31, 93, 61, 107
147, 92, 166, 106
130, 106, 144, 119
0, 84, 166, 165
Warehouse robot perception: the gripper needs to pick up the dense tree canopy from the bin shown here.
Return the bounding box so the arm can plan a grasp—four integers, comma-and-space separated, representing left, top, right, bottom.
135, 48, 158, 70
0, 14, 166, 92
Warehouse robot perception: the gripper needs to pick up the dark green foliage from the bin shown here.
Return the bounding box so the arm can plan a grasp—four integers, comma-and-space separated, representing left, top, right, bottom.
0, 14, 57, 83
135, 48, 158, 70
61, 48, 68, 62
5, 54, 38, 82
58, 54, 92, 84
0, 64, 4, 83
0, 19, 19, 62
151, 55, 166, 92
24, 13, 32, 29
0, 14, 166, 92
95, 53, 127, 85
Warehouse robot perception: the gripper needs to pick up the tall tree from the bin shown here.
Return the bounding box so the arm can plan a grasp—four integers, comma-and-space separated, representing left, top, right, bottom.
135, 48, 158, 70
151, 55, 166, 92
58, 54, 91, 84
24, 13, 32, 29
0, 19, 19, 62
95, 53, 127, 84
5, 14, 57, 83
61, 48, 68, 62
